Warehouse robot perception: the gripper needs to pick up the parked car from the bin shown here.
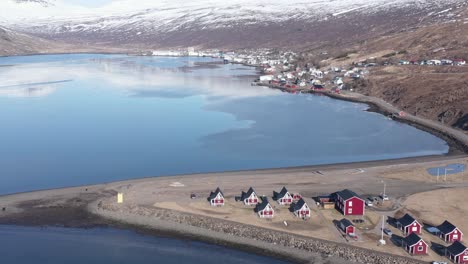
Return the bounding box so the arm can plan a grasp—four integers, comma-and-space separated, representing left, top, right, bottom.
383, 228, 392, 236
380, 194, 389, 201
365, 198, 374, 206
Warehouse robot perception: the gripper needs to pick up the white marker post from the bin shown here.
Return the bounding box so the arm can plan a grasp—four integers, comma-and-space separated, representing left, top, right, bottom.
117, 193, 123, 204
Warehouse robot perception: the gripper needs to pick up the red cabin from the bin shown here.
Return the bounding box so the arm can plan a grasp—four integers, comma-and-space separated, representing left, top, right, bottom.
438, 221, 464, 243
335, 189, 365, 216
446, 241, 468, 264
396, 214, 422, 235
403, 233, 428, 255
339, 219, 355, 235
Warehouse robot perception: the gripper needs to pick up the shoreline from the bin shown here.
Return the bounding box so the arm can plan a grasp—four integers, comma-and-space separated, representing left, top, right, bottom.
1, 156, 466, 264
256, 82, 468, 155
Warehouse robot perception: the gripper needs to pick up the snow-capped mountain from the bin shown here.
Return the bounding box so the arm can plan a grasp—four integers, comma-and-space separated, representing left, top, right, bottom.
2, 0, 467, 49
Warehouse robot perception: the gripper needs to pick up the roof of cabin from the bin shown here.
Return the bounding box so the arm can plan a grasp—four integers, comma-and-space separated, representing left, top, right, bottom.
446, 241, 467, 256
397, 213, 418, 227
437, 220, 458, 234
255, 198, 271, 211
273, 186, 289, 199
403, 233, 423, 247
208, 187, 224, 201
293, 198, 307, 211
336, 189, 360, 201
241, 187, 256, 201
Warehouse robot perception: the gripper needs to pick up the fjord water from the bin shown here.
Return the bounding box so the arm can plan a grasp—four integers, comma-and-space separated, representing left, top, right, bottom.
0, 226, 288, 264
0, 54, 448, 194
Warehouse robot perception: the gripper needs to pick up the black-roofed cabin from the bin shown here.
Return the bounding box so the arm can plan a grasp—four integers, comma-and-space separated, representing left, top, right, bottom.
402, 233, 428, 255
446, 241, 468, 263
273, 187, 293, 206
208, 187, 225, 206
240, 187, 259, 206
293, 198, 310, 219
339, 219, 355, 235
335, 189, 365, 216
438, 221, 463, 243
256, 198, 274, 218
396, 213, 422, 235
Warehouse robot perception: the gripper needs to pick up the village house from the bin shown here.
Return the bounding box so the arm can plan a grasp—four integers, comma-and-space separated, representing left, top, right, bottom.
292, 193, 302, 201
259, 75, 275, 82
335, 189, 365, 216
293, 198, 310, 219
446, 241, 468, 264
396, 213, 422, 235
273, 187, 293, 205
208, 187, 225, 206
402, 233, 428, 255
437, 221, 464, 243
338, 218, 355, 235
256, 198, 274, 218
239, 187, 259, 206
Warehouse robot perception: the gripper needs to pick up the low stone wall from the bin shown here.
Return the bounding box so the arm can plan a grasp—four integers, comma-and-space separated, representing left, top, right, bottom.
95, 201, 426, 264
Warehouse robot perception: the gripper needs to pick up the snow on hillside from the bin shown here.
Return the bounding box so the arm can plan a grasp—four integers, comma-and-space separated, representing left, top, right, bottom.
1, 0, 466, 49
3, 0, 465, 31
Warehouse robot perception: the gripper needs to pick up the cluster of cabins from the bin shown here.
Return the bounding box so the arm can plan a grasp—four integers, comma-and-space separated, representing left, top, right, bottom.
208, 187, 367, 220
208, 187, 309, 219
394, 213, 467, 263
207, 187, 467, 263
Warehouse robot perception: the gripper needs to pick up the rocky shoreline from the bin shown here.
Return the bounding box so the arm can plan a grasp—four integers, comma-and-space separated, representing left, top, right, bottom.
91, 199, 425, 264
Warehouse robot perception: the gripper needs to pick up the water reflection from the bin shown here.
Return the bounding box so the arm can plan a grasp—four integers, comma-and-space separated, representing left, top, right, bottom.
0, 54, 449, 194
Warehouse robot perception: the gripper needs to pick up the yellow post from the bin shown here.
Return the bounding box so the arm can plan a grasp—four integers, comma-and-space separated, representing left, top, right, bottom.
117, 193, 123, 204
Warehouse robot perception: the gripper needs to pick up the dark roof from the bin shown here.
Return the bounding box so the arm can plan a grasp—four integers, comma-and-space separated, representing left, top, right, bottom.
240, 187, 256, 201
336, 189, 360, 201
340, 219, 353, 228
293, 198, 307, 211
403, 233, 423, 247
255, 198, 270, 211
437, 220, 457, 234
397, 213, 417, 227
446, 241, 467, 256
273, 186, 289, 200
208, 187, 224, 201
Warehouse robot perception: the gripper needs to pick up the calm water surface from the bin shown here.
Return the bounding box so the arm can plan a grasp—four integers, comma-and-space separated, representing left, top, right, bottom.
0, 54, 448, 194
0, 226, 289, 264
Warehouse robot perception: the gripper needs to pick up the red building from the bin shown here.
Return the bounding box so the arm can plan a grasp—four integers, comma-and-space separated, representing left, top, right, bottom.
335, 189, 365, 216
339, 219, 355, 235
403, 233, 428, 255
397, 214, 422, 235
208, 187, 225, 206
438, 221, 464, 243
446, 241, 468, 264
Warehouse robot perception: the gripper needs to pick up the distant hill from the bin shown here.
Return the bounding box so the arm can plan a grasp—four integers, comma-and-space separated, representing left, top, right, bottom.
3, 0, 466, 50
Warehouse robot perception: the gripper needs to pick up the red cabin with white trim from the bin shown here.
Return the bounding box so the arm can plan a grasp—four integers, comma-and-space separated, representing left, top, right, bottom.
335, 189, 365, 216
403, 233, 428, 255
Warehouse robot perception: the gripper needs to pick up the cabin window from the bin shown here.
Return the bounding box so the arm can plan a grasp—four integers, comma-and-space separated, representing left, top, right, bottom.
287, 199, 292, 203
347, 208, 352, 214
412, 226, 418, 232
453, 234, 458, 239
418, 246, 423, 251
348, 201, 353, 206
463, 256, 468, 261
